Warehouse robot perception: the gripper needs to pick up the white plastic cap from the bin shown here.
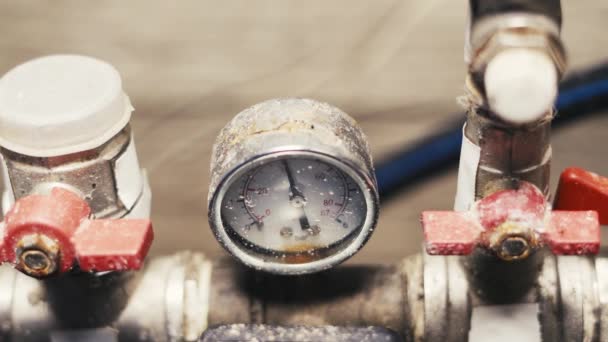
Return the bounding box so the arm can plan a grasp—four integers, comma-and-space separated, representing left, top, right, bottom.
484, 49, 558, 124
0, 55, 133, 157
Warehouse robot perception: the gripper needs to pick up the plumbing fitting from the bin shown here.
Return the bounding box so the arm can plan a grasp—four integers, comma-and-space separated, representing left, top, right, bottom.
423, 181, 600, 260
0, 55, 151, 220
456, 2, 561, 212
0, 54, 155, 342
465, 0, 565, 124
0, 55, 153, 279
1, 251, 608, 341
455, 0, 565, 238
0, 252, 212, 341
0, 187, 153, 278
447, 0, 593, 325
455, 6, 561, 298
417, 251, 608, 341
458, 112, 552, 210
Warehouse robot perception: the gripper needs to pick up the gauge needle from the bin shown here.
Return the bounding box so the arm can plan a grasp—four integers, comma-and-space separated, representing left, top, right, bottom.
282, 160, 311, 230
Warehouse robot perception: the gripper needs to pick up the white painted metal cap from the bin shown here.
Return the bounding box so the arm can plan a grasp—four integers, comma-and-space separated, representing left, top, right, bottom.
484, 49, 557, 124
0, 55, 133, 157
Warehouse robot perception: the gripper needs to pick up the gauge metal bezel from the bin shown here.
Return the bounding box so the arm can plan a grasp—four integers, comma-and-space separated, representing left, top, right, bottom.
209, 147, 379, 275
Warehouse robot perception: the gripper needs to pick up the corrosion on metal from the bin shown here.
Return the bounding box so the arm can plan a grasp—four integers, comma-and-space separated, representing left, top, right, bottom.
15, 233, 60, 277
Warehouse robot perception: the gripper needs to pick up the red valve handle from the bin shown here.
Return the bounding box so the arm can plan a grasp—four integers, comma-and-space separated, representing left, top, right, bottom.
0, 187, 153, 277
555, 167, 608, 224
421, 182, 599, 259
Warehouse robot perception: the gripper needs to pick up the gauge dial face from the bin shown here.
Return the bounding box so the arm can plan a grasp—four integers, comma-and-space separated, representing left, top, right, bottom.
220, 156, 367, 263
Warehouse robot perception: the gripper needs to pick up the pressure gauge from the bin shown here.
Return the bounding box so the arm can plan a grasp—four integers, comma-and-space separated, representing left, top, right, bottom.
208, 98, 379, 275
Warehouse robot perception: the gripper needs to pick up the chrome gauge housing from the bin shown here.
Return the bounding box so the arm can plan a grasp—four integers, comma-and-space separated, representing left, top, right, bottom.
208, 98, 379, 275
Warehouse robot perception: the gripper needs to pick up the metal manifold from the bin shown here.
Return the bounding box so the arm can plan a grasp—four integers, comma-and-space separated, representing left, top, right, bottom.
2, 0, 608, 341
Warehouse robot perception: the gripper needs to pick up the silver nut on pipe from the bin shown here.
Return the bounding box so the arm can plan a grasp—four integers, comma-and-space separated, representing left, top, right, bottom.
469, 13, 566, 76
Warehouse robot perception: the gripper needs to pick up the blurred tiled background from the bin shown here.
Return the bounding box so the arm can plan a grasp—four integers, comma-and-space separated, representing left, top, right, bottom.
0, 1, 606, 264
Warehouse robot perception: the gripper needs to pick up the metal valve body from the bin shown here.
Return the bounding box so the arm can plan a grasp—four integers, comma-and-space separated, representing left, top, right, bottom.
0, 187, 153, 277
0, 55, 158, 340
423, 181, 600, 259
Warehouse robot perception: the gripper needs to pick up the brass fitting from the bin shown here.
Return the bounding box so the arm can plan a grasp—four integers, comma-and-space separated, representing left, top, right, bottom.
487, 221, 538, 261
15, 234, 59, 277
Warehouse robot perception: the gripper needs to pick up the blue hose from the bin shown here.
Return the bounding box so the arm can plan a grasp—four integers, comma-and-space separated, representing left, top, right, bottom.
555, 79, 608, 109
375, 127, 462, 197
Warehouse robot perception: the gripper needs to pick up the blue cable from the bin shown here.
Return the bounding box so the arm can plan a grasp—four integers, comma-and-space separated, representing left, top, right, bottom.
555, 79, 608, 109
376, 77, 608, 198
375, 127, 462, 196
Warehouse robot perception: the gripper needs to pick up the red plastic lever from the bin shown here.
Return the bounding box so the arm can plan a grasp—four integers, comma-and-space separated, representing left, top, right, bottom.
422, 182, 600, 258
555, 167, 608, 225
0, 187, 153, 277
